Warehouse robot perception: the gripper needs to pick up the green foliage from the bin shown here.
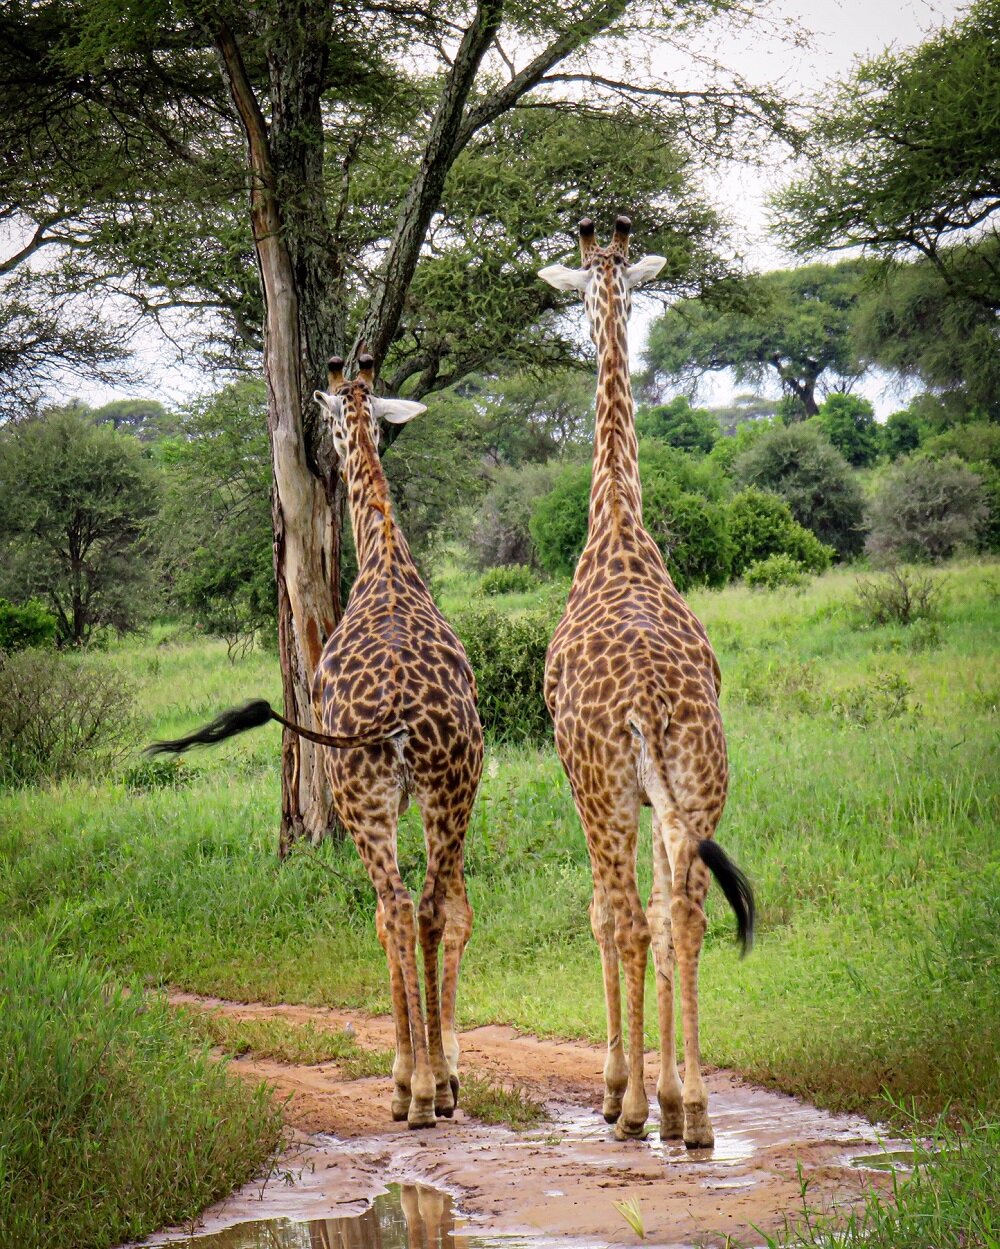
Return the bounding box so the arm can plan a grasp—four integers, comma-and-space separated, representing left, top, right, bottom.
0, 936, 281, 1249
0, 598, 57, 652
477, 565, 540, 597
643, 261, 867, 416
744, 553, 808, 590
159, 382, 275, 653
469, 462, 559, 570
866, 456, 987, 564
830, 668, 917, 727
467, 369, 594, 466
774, 0, 1000, 289
635, 395, 718, 453
707, 415, 777, 476
0, 649, 136, 787
815, 393, 880, 468
852, 567, 944, 628
733, 422, 866, 558
881, 408, 927, 461
460, 1073, 546, 1129
727, 488, 834, 578
923, 422, 1000, 552
530, 445, 733, 589
453, 607, 556, 744
0, 408, 161, 644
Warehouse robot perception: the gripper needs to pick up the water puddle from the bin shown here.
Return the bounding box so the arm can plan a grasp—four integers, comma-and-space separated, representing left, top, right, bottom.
851, 1148, 918, 1172
165, 1183, 545, 1249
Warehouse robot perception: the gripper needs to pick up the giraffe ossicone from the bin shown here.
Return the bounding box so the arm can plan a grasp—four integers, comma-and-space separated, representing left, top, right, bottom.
539, 216, 755, 1150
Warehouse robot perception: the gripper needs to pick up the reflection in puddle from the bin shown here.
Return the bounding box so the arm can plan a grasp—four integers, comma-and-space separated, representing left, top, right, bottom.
170, 1183, 535, 1249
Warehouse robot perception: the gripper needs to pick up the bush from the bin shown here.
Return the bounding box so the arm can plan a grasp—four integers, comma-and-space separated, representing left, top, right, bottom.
469, 463, 559, 570
865, 455, 987, 564
923, 421, 1000, 553
0, 936, 281, 1249
530, 444, 732, 590
853, 567, 944, 627
477, 564, 540, 597
815, 393, 880, 467
0, 650, 136, 786
733, 423, 866, 557
727, 488, 834, 578
830, 668, 917, 726
881, 407, 927, 460
635, 396, 718, 453
0, 598, 57, 651
744, 554, 808, 589
453, 607, 556, 743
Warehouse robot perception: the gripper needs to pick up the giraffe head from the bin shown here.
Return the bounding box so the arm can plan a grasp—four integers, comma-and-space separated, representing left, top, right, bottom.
313, 354, 426, 476
538, 217, 666, 342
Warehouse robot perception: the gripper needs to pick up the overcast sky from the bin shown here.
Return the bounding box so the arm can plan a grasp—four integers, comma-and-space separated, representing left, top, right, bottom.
77, 0, 967, 414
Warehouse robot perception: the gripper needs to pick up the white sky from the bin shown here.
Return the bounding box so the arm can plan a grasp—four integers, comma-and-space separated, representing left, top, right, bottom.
71, 0, 967, 415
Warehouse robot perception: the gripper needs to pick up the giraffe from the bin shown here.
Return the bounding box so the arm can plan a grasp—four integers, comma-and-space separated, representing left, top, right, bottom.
149, 354, 484, 1129
538, 217, 755, 1150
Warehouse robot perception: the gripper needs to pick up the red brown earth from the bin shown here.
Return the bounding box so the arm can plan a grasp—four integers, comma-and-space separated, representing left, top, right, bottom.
138, 992, 901, 1248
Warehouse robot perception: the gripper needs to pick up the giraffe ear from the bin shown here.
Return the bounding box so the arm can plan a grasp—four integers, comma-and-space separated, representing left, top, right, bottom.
625, 254, 667, 289
313, 390, 342, 415
371, 397, 427, 425
538, 263, 590, 293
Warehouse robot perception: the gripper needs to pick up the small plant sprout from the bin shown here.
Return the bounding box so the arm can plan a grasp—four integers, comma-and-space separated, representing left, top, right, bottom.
613, 1196, 646, 1240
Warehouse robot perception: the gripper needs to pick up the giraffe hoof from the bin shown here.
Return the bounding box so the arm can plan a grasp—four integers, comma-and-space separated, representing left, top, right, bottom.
407, 1106, 437, 1130
683, 1115, 715, 1150
613, 1118, 648, 1141
602, 1095, 623, 1124
435, 1104, 455, 1118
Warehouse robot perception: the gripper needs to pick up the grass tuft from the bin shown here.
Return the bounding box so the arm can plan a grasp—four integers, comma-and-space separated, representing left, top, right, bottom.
460, 1072, 546, 1129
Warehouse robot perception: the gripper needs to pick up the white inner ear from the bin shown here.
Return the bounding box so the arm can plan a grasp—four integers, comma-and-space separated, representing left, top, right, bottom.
372, 397, 427, 425
313, 390, 342, 416
538, 263, 590, 293
625, 254, 667, 289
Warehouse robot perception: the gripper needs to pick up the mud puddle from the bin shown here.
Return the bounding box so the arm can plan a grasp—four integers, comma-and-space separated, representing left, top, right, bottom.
130, 993, 909, 1249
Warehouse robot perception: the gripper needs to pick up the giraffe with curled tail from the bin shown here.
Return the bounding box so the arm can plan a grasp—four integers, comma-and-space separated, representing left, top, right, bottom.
149, 354, 483, 1129
538, 217, 755, 1149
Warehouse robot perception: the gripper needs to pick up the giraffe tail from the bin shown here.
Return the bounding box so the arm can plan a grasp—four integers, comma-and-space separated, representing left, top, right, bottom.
629, 710, 755, 957
146, 699, 407, 755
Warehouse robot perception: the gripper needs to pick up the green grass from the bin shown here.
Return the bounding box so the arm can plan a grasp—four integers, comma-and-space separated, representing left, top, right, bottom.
459, 1072, 546, 1129
181, 1010, 367, 1065
1, 560, 998, 1246
0, 936, 282, 1249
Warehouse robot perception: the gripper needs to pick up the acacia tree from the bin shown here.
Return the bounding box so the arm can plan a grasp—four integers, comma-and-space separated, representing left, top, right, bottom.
1, 0, 787, 850
773, 0, 1000, 309
642, 261, 867, 417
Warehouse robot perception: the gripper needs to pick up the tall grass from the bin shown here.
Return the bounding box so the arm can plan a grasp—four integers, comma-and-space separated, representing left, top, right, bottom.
0, 936, 281, 1249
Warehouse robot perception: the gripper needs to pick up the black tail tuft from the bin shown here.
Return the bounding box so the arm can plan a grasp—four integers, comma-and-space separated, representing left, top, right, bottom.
697, 839, 756, 957
146, 699, 275, 755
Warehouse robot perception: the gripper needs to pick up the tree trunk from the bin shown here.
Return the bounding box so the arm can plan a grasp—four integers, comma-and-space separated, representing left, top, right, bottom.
215, 18, 342, 858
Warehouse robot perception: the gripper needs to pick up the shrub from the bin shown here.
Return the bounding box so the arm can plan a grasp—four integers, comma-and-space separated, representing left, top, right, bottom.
852, 567, 944, 627
0, 597, 57, 651
0, 936, 281, 1249
477, 564, 540, 597
922, 421, 1000, 553
453, 607, 556, 743
865, 455, 987, 564
727, 488, 834, 578
635, 396, 718, 453
815, 393, 880, 467
469, 462, 559, 570
881, 407, 926, 460
830, 668, 917, 727
733, 423, 866, 557
0, 649, 136, 786
744, 554, 808, 589
530, 444, 732, 589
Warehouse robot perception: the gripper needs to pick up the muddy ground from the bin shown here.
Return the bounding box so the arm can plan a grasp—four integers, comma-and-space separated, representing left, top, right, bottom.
143, 993, 901, 1248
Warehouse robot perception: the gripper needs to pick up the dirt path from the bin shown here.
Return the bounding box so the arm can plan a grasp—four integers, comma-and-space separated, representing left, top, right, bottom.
155, 992, 900, 1247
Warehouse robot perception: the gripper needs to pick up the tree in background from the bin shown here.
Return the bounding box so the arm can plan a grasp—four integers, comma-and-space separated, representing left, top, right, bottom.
471, 370, 594, 467
0, 0, 787, 850
0, 409, 160, 644
468, 462, 560, 571
881, 407, 927, 461
643, 261, 867, 418
636, 396, 718, 453
814, 393, 880, 468
732, 423, 865, 558
774, 0, 1000, 310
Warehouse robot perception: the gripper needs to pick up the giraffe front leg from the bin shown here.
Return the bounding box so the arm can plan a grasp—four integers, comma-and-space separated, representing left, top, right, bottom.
376, 896, 413, 1121
648, 827, 683, 1140
590, 886, 628, 1123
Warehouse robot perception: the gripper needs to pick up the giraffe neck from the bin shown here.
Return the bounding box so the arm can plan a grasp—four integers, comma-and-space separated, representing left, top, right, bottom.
589, 296, 642, 530
344, 427, 404, 573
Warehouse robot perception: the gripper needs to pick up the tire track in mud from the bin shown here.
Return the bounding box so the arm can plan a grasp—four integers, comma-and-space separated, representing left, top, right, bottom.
163, 991, 902, 1247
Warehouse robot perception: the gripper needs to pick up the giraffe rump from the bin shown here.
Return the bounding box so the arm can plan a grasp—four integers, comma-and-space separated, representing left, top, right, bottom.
696, 839, 755, 957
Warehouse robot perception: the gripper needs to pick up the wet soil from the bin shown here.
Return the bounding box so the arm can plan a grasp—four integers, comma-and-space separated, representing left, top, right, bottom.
143, 992, 903, 1248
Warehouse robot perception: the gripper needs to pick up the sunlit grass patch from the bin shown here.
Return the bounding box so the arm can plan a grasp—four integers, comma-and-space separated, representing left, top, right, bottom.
181, 1009, 362, 1065
460, 1071, 546, 1129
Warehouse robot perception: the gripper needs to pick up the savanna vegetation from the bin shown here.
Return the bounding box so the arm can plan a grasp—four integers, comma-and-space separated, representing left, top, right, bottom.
2, 0, 999, 1247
